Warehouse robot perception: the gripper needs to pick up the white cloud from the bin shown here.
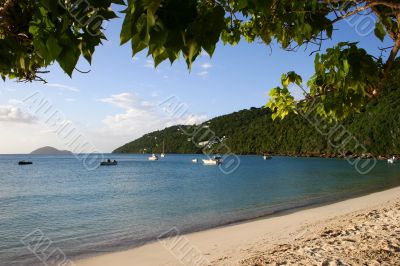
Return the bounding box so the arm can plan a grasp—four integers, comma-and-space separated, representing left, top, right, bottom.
98, 93, 208, 143
8, 99, 23, 105
200, 63, 213, 70
197, 63, 213, 77
46, 83, 79, 92
98, 93, 154, 110
65, 98, 76, 102
0, 87, 16, 94
151, 91, 160, 97
197, 71, 209, 77
0, 105, 36, 124
133, 56, 140, 61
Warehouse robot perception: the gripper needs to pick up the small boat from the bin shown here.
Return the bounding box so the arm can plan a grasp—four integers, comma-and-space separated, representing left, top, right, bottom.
263, 154, 272, 160
388, 156, 397, 164
18, 161, 33, 165
160, 141, 166, 158
202, 156, 222, 165
192, 158, 198, 163
148, 154, 159, 161
100, 159, 118, 166
202, 159, 218, 165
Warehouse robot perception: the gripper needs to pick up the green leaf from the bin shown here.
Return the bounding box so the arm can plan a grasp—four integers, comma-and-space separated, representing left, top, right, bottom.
374, 22, 386, 42
183, 40, 200, 69
343, 59, 350, 74
57, 47, 79, 77
46, 35, 62, 60
235, 0, 248, 10
143, 0, 162, 14
29, 24, 40, 36
120, 12, 132, 45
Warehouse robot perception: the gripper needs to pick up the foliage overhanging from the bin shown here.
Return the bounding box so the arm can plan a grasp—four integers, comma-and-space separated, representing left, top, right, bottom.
1, 0, 400, 120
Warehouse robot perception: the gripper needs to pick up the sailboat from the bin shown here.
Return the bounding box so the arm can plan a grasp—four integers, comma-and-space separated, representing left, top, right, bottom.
388, 156, 397, 164
160, 140, 166, 158
263, 154, 272, 160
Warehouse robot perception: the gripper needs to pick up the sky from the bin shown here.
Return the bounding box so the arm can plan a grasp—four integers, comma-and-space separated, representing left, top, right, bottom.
0, 8, 393, 154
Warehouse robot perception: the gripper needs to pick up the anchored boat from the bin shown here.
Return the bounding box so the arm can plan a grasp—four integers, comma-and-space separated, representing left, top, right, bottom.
18, 161, 33, 165
100, 159, 118, 166
388, 156, 398, 164
202, 156, 222, 165
263, 154, 272, 160
148, 154, 159, 161
160, 141, 166, 158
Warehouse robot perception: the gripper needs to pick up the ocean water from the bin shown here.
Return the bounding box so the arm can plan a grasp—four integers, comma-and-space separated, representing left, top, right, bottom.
1, 154, 399, 265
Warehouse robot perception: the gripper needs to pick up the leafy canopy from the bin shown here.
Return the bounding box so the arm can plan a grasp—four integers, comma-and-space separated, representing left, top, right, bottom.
0, 0, 123, 81
1, 0, 400, 120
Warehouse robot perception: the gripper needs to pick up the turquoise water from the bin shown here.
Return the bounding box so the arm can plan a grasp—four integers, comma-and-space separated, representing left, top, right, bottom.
1, 154, 399, 265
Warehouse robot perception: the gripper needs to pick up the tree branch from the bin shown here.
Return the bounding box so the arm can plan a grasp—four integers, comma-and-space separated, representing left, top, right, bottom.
371, 6, 397, 39
379, 11, 400, 90
331, 3, 374, 24
365, 0, 400, 10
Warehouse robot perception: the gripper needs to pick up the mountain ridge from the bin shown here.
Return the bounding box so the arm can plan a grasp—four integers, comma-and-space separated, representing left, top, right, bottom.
30, 146, 72, 155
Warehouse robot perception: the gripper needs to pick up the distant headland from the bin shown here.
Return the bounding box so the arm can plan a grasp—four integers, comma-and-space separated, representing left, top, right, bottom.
30, 146, 72, 155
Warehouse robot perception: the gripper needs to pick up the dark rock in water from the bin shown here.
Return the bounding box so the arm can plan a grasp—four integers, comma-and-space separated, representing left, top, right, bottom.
30, 146, 72, 155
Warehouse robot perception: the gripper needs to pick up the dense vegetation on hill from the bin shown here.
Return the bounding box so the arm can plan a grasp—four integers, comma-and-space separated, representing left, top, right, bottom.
114, 63, 400, 157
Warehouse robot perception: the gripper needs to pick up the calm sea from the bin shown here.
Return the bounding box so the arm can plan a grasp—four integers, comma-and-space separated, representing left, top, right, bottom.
1, 154, 399, 265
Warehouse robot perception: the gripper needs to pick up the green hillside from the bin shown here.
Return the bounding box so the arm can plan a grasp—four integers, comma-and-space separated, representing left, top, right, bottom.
113, 63, 400, 157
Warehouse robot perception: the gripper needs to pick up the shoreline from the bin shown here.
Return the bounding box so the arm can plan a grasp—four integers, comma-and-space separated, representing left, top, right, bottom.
110, 152, 393, 160
76, 185, 400, 266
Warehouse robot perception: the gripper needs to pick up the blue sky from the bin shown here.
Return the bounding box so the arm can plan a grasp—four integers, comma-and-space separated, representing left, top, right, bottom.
0, 10, 393, 153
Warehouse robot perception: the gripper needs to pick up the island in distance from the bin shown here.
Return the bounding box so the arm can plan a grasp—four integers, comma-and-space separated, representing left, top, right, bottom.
30, 146, 72, 155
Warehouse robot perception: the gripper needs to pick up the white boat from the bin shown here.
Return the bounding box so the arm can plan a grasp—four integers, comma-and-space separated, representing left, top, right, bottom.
202, 159, 219, 165
192, 158, 198, 163
148, 154, 159, 161
388, 156, 397, 164
202, 156, 221, 165
263, 154, 272, 160
160, 141, 166, 158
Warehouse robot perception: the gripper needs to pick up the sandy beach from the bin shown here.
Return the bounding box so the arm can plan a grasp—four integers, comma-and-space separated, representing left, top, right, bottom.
76, 186, 400, 266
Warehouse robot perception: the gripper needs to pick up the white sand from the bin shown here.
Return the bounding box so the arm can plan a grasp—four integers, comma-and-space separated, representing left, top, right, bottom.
76, 186, 400, 266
